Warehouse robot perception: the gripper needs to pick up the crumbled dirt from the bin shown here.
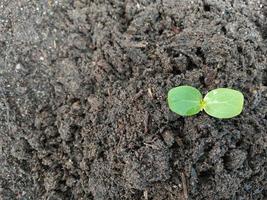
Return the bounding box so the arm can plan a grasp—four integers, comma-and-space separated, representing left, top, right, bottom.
0, 0, 266, 199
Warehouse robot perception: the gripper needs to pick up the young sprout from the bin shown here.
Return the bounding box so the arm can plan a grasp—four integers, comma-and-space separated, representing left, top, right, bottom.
167, 86, 244, 119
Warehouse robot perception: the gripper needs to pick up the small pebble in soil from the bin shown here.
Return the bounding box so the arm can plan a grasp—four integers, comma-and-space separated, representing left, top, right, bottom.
162, 130, 175, 147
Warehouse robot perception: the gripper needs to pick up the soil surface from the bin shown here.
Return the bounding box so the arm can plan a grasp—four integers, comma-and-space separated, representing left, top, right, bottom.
0, 0, 266, 199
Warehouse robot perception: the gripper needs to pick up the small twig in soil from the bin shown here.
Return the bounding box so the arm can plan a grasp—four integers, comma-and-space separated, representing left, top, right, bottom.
143, 190, 148, 200
143, 142, 160, 150
144, 111, 149, 134
148, 88, 153, 98
132, 90, 144, 101
181, 172, 188, 200
126, 41, 148, 48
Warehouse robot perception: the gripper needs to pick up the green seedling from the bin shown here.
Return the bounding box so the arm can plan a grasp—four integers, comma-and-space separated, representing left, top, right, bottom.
167, 86, 244, 119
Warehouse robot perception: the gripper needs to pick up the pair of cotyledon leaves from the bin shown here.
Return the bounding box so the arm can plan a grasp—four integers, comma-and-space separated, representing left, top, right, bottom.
168, 86, 244, 119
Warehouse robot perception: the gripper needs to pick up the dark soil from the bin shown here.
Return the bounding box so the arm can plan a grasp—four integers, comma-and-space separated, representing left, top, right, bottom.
0, 0, 266, 199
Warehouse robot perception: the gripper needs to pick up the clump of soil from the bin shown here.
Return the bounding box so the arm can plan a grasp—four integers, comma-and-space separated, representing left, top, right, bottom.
0, 0, 266, 199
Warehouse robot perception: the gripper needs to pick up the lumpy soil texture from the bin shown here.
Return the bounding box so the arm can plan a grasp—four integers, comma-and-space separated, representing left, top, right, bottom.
0, 0, 266, 199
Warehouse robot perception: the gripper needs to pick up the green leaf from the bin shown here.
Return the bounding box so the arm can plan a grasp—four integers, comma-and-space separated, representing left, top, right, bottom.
167, 86, 202, 116
203, 88, 244, 119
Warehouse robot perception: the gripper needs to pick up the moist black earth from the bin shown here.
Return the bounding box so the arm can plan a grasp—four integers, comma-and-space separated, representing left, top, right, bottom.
0, 0, 266, 199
